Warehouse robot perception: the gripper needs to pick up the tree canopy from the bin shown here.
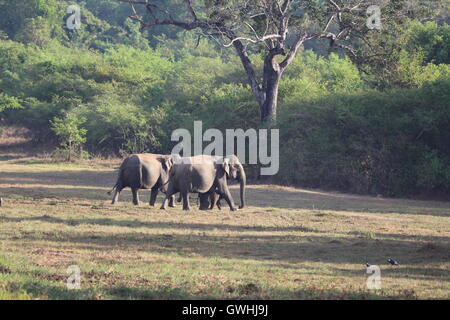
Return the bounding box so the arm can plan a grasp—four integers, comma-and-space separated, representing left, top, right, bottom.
120, 0, 444, 121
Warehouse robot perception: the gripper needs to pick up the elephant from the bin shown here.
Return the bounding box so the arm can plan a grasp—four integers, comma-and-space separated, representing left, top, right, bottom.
209, 192, 223, 210
161, 154, 246, 211
108, 153, 175, 206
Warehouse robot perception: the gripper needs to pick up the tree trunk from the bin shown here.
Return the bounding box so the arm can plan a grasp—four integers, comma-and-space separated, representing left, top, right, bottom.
260, 73, 280, 123
233, 41, 283, 124
260, 52, 282, 123
68, 139, 72, 162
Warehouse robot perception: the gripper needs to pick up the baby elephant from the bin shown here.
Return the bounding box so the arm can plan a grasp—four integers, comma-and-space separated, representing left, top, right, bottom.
109, 153, 175, 206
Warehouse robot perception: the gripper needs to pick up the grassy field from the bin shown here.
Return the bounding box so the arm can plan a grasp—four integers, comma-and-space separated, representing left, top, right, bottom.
0, 154, 449, 300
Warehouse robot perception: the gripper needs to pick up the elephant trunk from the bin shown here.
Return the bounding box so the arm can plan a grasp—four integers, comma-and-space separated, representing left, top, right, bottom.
238, 164, 246, 209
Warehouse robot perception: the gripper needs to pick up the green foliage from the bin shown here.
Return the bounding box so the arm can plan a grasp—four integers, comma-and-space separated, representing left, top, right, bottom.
50, 113, 87, 161
0, 93, 22, 112
14, 16, 52, 47
406, 21, 450, 65
358, 19, 450, 88
278, 79, 450, 196
0, 0, 58, 39
281, 51, 366, 104
0, 2, 447, 197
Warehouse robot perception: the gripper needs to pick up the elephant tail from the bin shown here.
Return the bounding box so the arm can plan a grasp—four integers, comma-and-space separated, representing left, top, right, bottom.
108, 161, 126, 195
108, 174, 122, 195
107, 184, 117, 195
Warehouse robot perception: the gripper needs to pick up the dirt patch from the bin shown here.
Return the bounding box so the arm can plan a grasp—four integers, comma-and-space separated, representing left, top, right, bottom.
0, 126, 55, 156
31, 271, 67, 282
0, 126, 33, 147
0, 265, 12, 274
240, 283, 260, 294
29, 248, 76, 268
84, 270, 125, 287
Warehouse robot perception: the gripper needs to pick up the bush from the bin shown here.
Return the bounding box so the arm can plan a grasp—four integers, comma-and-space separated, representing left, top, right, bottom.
277, 79, 450, 196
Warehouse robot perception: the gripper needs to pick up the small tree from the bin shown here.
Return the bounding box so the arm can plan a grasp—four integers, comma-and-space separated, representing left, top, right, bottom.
50, 114, 87, 161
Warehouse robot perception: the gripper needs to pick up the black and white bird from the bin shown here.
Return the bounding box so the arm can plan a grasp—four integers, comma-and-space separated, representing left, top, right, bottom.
387, 258, 399, 266
365, 263, 371, 267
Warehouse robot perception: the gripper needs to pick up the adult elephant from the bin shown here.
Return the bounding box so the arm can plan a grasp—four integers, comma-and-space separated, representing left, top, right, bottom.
161, 155, 246, 211
108, 153, 175, 206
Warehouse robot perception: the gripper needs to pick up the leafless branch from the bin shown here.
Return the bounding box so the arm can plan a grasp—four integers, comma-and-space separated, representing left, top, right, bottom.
184, 0, 197, 21
223, 34, 283, 48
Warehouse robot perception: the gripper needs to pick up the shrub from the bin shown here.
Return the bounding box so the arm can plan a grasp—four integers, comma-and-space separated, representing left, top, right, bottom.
50, 113, 87, 161
277, 79, 450, 196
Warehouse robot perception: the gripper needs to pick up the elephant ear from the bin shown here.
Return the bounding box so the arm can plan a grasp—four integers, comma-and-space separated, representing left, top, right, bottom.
222, 158, 230, 177
161, 157, 172, 171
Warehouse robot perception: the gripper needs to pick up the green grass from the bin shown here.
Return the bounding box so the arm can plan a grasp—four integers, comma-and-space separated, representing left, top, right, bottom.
0, 157, 449, 300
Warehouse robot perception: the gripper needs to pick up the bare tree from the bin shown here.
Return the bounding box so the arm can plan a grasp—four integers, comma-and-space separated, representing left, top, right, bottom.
118, 0, 432, 123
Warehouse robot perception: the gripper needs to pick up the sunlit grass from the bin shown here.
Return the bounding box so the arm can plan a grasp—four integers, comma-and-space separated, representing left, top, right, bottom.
0, 159, 449, 299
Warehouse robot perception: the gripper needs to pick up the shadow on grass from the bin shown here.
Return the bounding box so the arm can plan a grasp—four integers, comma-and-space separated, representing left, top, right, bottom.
247, 186, 450, 216
1, 215, 321, 233
106, 286, 190, 300
348, 231, 450, 243
1, 170, 449, 215
7, 280, 95, 300
6, 226, 449, 267
0, 155, 19, 161
0, 170, 115, 188
10, 279, 421, 300
8, 280, 193, 300
0, 186, 117, 201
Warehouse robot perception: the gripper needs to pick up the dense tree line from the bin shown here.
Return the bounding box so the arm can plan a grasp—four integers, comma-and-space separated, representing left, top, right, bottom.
0, 0, 448, 196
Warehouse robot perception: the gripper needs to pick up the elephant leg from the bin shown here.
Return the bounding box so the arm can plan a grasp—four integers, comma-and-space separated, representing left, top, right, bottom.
111, 184, 124, 205
131, 188, 139, 206
208, 192, 216, 210
216, 194, 222, 210
218, 186, 237, 211
149, 187, 158, 206
168, 195, 176, 207
199, 193, 210, 210
160, 184, 176, 210
181, 191, 191, 211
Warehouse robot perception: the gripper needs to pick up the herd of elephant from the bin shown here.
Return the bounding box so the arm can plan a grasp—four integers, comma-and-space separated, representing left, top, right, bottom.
108, 154, 246, 211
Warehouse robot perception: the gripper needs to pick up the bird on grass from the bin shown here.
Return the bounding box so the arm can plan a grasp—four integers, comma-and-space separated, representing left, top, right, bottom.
387, 258, 399, 266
